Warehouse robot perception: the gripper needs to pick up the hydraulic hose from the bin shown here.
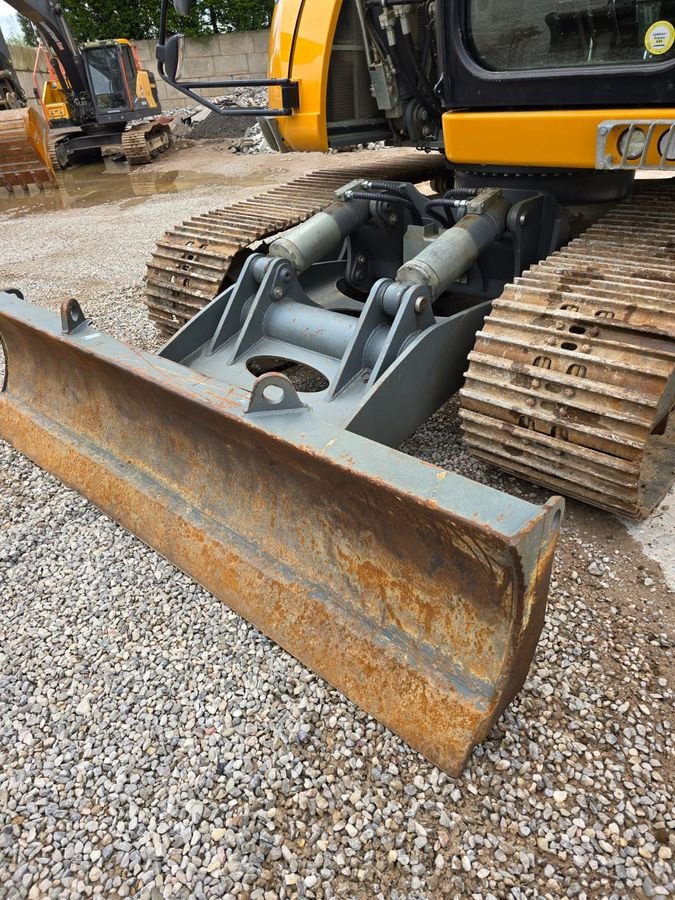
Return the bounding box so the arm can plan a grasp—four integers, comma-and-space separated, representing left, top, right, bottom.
424, 191, 479, 225
346, 190, 423, 225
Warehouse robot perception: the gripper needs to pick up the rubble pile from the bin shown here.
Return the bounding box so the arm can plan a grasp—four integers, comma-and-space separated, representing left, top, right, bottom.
167, 87, 388, 155
167, 88, 273, 154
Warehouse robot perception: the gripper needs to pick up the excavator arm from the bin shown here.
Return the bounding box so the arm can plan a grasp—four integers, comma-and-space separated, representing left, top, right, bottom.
8, 0, 93, 122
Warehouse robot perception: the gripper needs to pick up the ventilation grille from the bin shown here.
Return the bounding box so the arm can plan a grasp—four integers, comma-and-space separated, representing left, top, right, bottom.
326, 4, 387, 143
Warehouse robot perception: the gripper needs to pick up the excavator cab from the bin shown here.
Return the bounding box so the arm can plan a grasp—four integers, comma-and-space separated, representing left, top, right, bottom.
41, 39, 160, 125
83, 43, 132, 112
81, 40, 160, 116
466, 0, 675, 69
156, 0, 675, 169
442, 3, 675, 119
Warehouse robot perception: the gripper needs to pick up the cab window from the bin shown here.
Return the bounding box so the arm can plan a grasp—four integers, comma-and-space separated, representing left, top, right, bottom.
468, 0, 675, 70
85, 45, 129, 110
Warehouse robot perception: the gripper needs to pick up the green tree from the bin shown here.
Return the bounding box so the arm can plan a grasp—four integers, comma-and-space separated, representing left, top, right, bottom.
59, 1, 158, 42
215, 0, 275, 31
50, 1, 275, 42
18, 14, 37, 46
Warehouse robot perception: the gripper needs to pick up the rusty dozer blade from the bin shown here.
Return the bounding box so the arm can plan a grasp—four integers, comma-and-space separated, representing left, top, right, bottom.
0, 107, 57, 192
0, 292, 563, 775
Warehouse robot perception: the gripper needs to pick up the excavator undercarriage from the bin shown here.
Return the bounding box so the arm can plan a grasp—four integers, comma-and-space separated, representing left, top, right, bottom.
1, 0, 674, 773
461, 180, 675, 518
145, 154, 449, 336
145, 158, 674, 519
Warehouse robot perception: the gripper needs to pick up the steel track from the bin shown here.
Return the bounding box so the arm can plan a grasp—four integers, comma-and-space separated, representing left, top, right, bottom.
46, 120, 170, 170
47, 134, 63, 170
460, 180, 675, 518
121, 121, 172, 166
144, 153, 448, 338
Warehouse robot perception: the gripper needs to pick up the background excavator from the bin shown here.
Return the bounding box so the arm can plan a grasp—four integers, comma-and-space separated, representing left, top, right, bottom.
0, 23, 55, 189
0, 23, 24, 109
0, 0, 673, 775
0, 1, 171, 173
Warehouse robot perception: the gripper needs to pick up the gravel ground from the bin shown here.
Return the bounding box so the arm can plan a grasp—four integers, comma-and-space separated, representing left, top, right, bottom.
1, 151, 673, 899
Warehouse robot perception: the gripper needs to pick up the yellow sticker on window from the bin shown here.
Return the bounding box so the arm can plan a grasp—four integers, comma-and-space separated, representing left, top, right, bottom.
645, 20, 675, 55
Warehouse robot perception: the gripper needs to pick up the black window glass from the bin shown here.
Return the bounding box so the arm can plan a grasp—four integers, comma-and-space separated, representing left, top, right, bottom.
120, 45, 137, 88
84, 45, 128, 110
468, 0, 675, 70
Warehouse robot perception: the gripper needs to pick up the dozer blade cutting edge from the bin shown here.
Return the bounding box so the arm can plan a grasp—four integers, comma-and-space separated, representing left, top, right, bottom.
0, 107, 57, 192
0, 291, 563, 775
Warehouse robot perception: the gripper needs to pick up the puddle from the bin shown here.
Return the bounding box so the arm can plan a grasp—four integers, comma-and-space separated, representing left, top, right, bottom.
0, 158, 278, 218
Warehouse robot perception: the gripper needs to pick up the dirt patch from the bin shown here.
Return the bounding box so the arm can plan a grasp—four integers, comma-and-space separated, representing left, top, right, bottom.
190, 112, 251, 142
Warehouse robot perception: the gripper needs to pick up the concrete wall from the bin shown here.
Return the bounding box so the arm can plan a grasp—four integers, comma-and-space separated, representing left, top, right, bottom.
7, 43, 47, 110
134, 30, 270, 107
9, 30, 270, 111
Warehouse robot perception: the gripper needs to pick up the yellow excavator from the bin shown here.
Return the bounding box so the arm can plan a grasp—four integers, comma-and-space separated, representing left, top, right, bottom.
1, 0, 673, 774
0, 1, 171, 175
0, 23, 55, 190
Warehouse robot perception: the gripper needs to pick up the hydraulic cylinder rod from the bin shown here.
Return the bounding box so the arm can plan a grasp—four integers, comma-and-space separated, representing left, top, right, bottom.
269, 198, 371, 273
397, 194, 510, 299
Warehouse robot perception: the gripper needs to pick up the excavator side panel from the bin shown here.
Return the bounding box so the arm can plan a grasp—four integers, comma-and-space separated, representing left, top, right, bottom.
135, 68, 160, 109
0, 106, 57, 190
268, 0, 343, 151
442, 108, 675, 169
41, 78, 70, 123
0, 293, 562, 775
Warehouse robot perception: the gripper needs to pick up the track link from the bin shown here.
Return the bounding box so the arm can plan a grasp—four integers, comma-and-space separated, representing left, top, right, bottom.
47, 128, 83, 170
144, 153, 447, 338
460, 180, 675, 518
47, 134, 63, 170
121, 120, 172, 166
